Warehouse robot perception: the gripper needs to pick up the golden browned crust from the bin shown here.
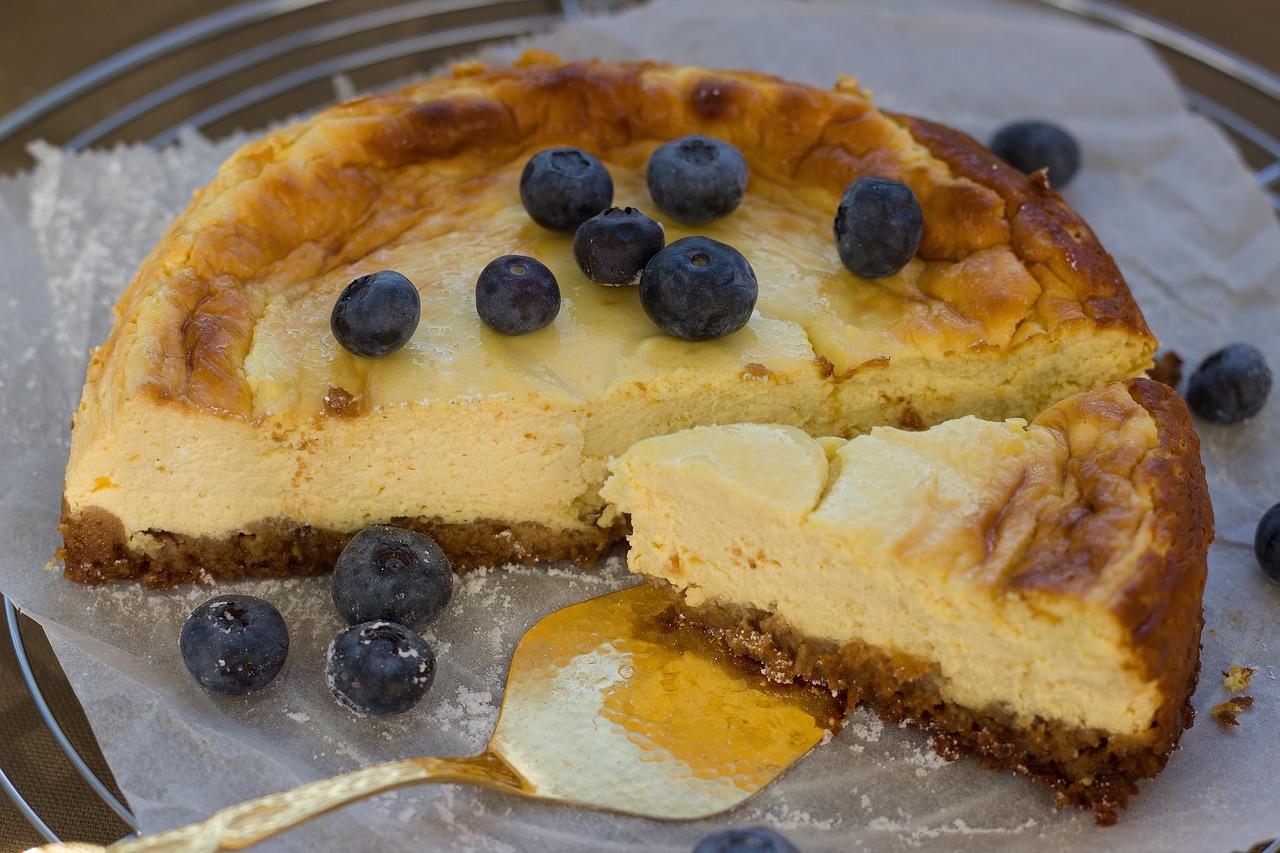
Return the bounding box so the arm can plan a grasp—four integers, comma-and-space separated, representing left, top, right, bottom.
891, 115, 1151, 337
60, 502, 623, 589
1113, 377, 1212, 752
87, 54, 1152, 418
1006, 379, 1210, 750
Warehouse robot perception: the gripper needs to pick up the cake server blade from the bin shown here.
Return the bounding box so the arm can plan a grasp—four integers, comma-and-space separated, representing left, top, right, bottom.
31, 584, 840, 852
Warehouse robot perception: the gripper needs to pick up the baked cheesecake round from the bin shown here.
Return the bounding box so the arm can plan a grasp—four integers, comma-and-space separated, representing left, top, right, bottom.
61, 53, 1156, 586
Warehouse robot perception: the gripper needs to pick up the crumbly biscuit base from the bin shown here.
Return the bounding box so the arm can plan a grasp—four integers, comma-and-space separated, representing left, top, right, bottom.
661, 589, 1200, 825
59, 502, 623, 588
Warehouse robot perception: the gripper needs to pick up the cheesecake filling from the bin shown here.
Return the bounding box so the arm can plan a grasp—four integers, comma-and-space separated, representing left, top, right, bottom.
600, 416, 1165, 738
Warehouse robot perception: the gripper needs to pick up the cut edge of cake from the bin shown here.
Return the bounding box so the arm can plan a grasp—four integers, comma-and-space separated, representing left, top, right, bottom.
599, 378, 1212, 823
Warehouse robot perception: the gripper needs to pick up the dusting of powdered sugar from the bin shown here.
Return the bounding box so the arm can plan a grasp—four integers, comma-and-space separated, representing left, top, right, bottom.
426, 686, 499, 749
866, 815, 1040, 848
428, 789, 519, 853
844, 708, 884, 754
904, 739, 952, 778
743, 800, 840, 833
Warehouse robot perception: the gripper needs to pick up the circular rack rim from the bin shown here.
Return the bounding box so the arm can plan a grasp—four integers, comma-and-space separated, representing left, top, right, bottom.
1, 0, 1278, 847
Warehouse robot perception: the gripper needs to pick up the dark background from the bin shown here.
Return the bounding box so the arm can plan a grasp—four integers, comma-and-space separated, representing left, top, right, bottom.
1, 1, 1276, 849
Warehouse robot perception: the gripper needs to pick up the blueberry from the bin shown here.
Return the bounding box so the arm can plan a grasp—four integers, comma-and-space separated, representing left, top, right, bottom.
520, 147, 613, 232
331, 270, 420, 358
833, 176, 923, 279
179, 595, 289, 695
332, 525, 453, 629
326, 621, 436, 716
639, 236, 757, 341
990, 120, 1081, 188
1185, 343, 1271, 424
573, 207, 665, 285
692, 826, 798, 853
647, 135, 748, 224
475, 255, 560, 335
1255, 503, 1280, 583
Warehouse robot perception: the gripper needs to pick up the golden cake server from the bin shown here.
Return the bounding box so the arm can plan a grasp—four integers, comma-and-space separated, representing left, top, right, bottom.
33, 584, 840, 852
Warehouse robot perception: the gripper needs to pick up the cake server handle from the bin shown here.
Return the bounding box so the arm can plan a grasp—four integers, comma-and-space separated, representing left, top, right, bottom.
105, 751, 529, 852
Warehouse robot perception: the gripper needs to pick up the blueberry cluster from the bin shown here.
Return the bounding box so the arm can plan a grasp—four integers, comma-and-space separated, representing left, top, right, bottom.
180, 525, 454, 716
500, 138, 760, 341
327, 120, 1104, 360
326, 525, 453, 715
326, 131, 954, 351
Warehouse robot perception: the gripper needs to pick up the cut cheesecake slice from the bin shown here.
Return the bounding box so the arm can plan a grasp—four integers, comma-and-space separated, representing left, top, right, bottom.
599, 379, 1211, 821
61, 54, 1155, 586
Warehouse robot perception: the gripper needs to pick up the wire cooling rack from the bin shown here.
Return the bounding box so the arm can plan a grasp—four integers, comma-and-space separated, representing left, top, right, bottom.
1, 0, 1278, 847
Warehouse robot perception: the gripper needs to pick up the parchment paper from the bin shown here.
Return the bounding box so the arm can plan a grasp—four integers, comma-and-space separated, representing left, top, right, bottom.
2, 0, 1279, 850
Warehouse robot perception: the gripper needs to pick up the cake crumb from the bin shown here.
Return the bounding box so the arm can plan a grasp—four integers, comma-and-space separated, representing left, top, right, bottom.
323, 386, 362, 417
1222, 664, 1255, 693
1146, 350, 1183, 388
1211, 695, 1254, 728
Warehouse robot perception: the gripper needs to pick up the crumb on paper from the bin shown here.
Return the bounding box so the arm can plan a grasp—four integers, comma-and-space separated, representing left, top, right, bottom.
1211, 695, 1254, 728
1223, 664, 1255, 693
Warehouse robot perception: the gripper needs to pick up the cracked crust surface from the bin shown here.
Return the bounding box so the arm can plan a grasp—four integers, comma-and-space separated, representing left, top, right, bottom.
82, 53, 1150, 418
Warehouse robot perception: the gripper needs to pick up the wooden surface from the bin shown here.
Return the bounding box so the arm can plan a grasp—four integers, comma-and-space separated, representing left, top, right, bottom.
1, 1, 1277, 850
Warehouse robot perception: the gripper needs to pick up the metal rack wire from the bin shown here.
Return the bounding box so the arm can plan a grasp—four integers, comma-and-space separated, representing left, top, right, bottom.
1, 0, 1278, 847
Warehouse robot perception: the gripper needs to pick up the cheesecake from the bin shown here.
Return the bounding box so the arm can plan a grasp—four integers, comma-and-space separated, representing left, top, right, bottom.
60, 54, 1156, 586
599, 378, 1212, 822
